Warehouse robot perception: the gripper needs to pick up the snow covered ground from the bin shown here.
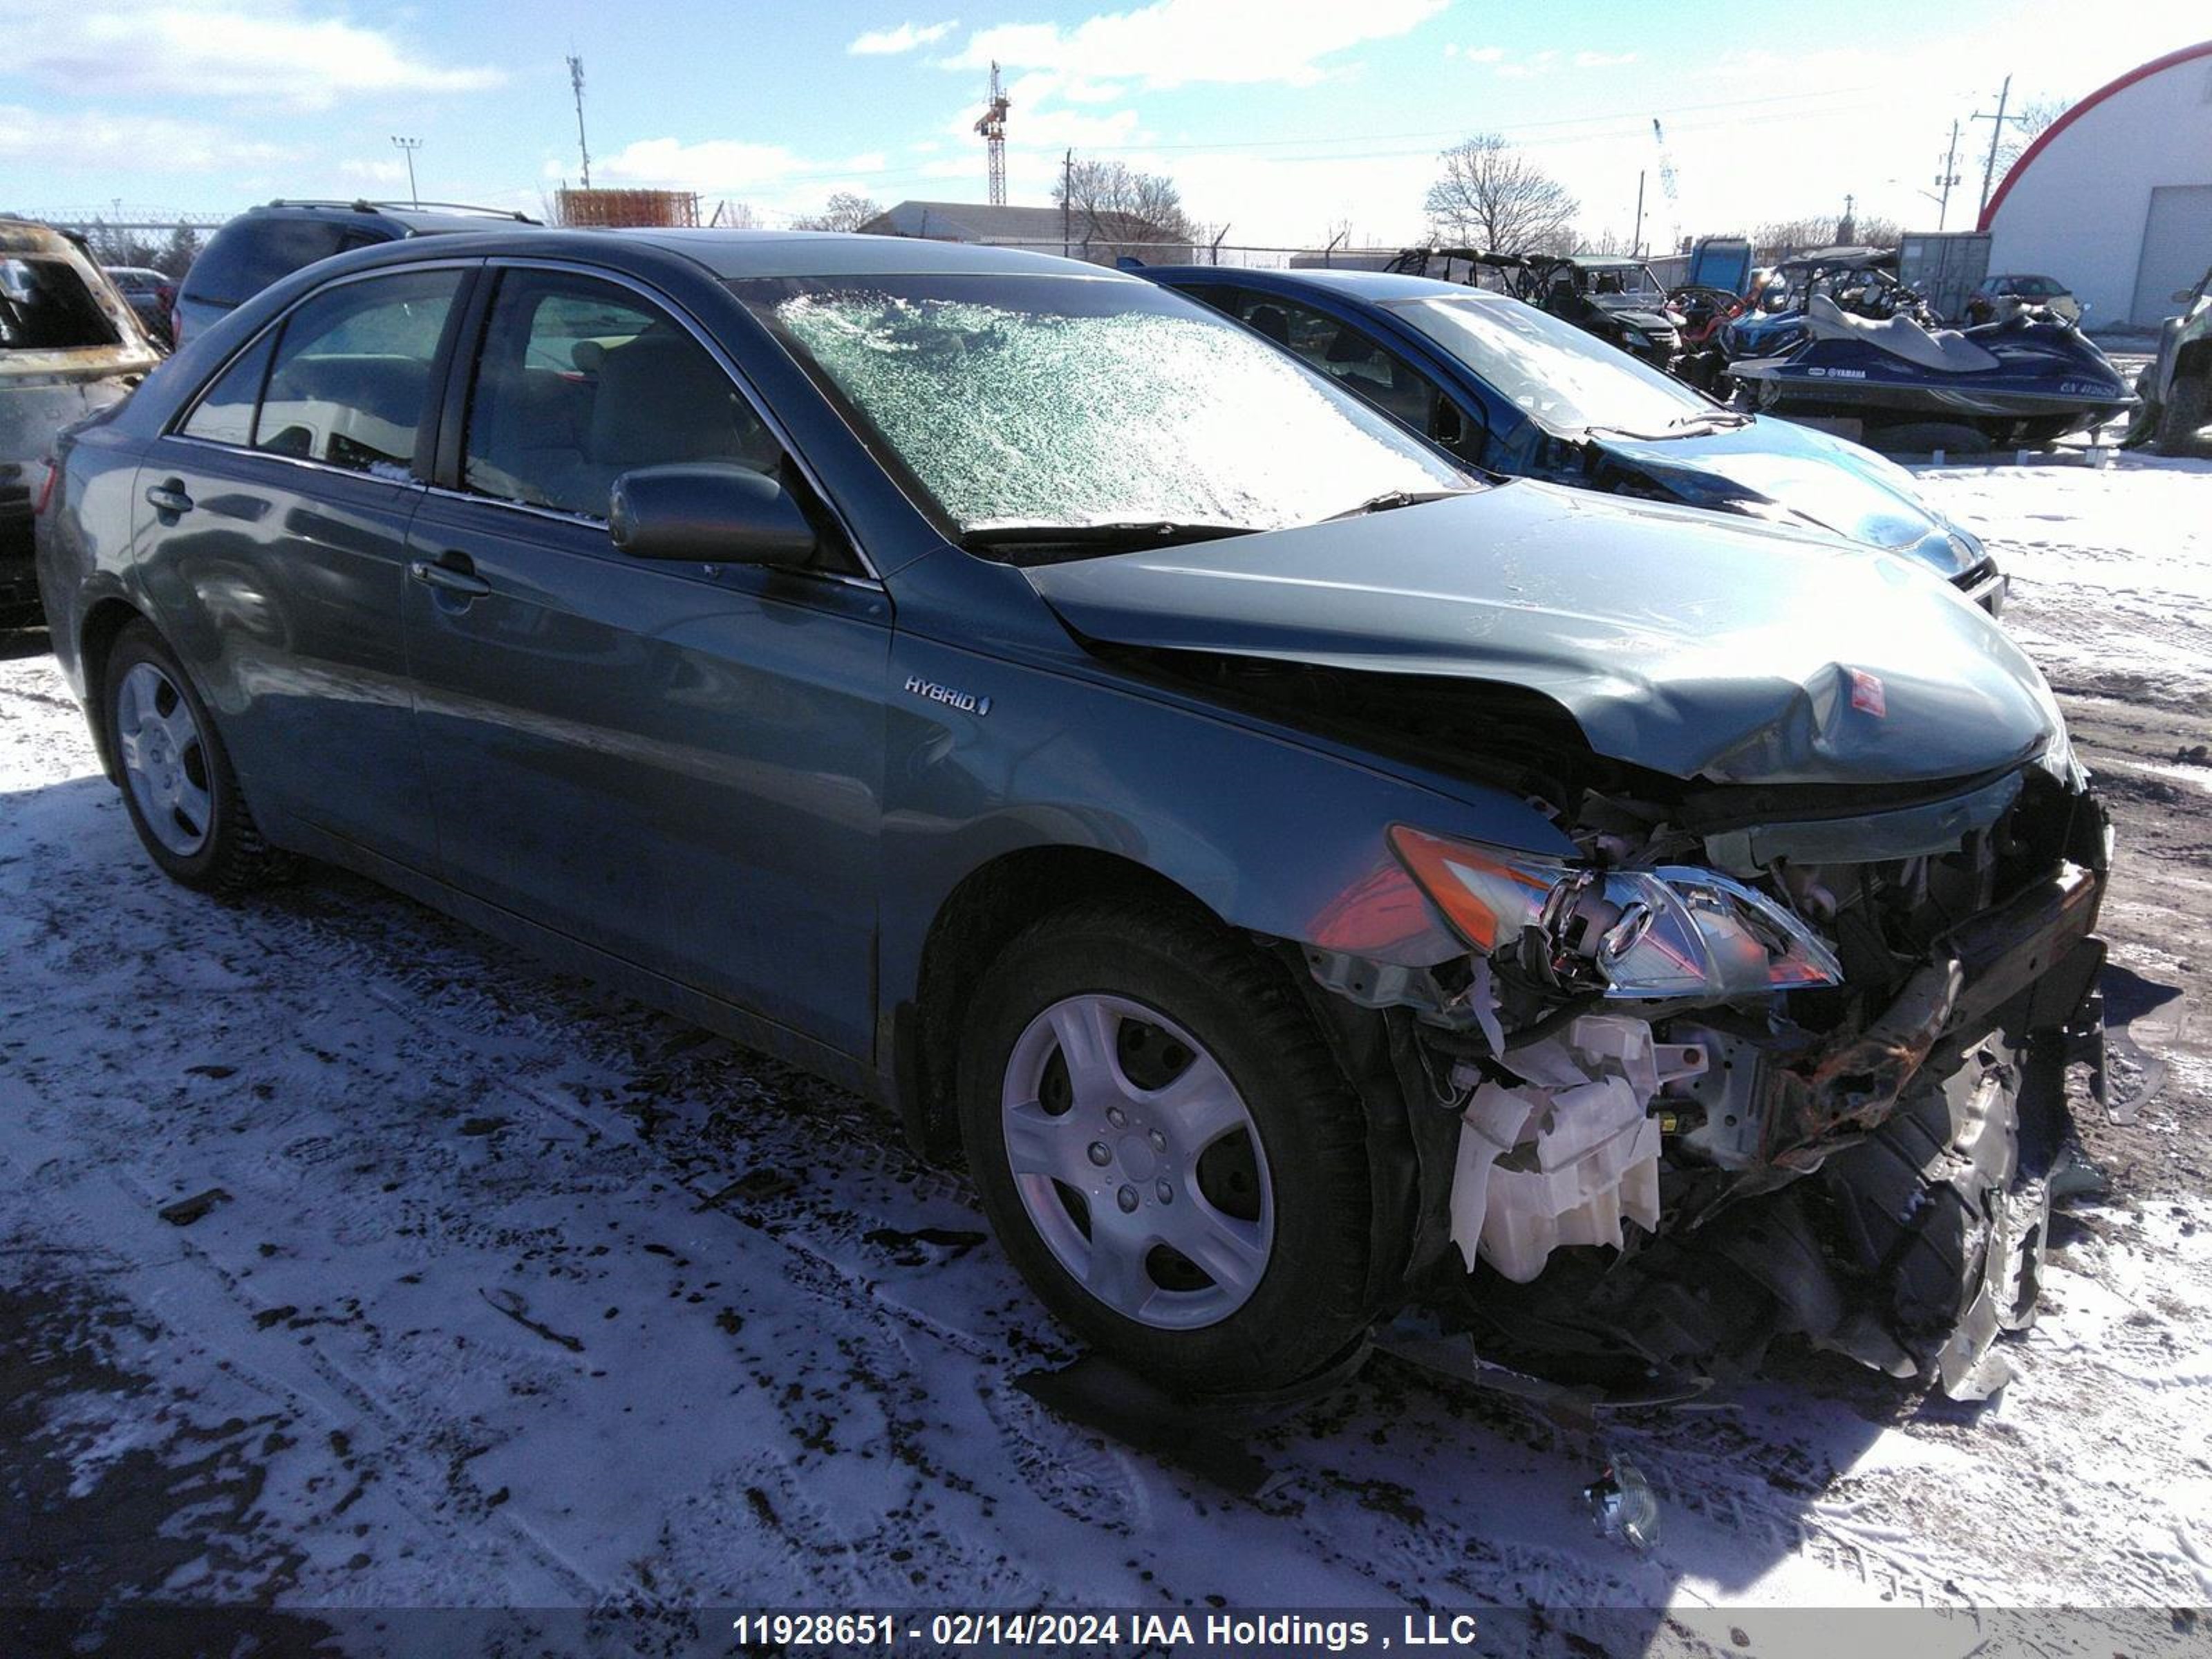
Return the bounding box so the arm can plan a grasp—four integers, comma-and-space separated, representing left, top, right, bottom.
4, 451, 2211, 1656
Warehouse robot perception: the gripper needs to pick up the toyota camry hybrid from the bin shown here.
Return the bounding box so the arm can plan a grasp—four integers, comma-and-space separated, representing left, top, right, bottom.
35, 230, 2111, 1402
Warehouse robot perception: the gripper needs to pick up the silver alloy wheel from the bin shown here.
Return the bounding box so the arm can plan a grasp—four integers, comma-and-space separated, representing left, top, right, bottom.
1000, 993, 1274, 1329
115, 662, 214, 857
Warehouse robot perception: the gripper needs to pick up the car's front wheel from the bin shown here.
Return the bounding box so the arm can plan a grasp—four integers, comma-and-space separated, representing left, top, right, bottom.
958, 897, 1376, 1394
103, 620, 286, 894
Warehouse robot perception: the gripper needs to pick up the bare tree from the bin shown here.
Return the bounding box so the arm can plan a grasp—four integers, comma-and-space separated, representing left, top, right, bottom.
791, 191, 883, 233
1573, 225, 1634, 256
1423, 134, 1577, 253
1993, 97, 2071, 178
709, 199, 763, 229
1053, 158, 1197, 259
1752, 213, 1901, 260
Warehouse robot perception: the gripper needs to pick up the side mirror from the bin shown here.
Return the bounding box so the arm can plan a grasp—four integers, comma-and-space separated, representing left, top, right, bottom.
608, 464, 816, 568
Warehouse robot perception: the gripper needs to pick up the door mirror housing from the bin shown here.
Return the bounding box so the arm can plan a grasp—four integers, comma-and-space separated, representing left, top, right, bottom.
608, 464, 817, 568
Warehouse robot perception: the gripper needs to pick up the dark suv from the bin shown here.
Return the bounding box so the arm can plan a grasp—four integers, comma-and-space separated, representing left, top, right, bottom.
36, 230, 2112, 1404
170, 199, 536, 348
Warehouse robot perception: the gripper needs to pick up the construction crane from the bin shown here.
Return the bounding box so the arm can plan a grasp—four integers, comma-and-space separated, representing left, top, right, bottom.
1651, 118, 1680, 252
975, 62, 1010, 207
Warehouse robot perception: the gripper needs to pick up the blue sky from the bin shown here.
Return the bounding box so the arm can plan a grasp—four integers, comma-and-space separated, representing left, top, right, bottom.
1, 0, 2204, 247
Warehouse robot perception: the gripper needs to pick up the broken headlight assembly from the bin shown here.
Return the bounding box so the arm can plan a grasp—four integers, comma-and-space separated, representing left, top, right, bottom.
1387, 825, 1843, 1001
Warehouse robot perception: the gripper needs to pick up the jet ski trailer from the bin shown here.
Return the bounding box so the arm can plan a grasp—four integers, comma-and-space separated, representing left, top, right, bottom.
1734, 294, 2136, 448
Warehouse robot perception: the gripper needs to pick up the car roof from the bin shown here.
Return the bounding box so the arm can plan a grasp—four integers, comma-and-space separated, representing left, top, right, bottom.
245, 199, 539, 236
315, 225, 1154, 283
1, 216, 95, 257
1144, 265, 1515, 306
616, 229, 1147, 281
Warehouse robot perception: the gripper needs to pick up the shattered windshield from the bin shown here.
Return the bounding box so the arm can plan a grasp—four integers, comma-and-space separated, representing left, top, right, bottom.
735, 272, 1468, 536
1389, 293, 1714, 435
0, 256, 122, 351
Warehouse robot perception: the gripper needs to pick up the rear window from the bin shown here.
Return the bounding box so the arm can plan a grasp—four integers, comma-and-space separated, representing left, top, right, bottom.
0, 256, 121, 350
182, 216, 392, 307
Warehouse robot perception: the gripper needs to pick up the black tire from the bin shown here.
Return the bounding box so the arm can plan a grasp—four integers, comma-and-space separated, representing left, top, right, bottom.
1817, 1041, 2044, 1394
957, 897, 1375, 1393
102, 620, 288, 894
2155, 369, 2209, 457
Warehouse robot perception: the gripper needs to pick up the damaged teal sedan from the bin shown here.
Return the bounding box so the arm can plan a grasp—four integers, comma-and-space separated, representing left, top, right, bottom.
36, 230, 2108, 1404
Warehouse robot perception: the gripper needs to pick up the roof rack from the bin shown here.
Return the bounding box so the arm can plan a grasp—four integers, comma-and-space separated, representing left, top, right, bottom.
264, 198, 540, 224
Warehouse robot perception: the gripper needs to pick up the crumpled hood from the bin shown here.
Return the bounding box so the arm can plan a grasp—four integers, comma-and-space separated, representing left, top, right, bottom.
1599, 417, 1977, 573
1028, 481, 2059, 786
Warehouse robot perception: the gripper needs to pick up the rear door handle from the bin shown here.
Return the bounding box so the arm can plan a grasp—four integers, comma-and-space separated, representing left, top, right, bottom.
144, 480, 194, 516
408, 558, 492, 599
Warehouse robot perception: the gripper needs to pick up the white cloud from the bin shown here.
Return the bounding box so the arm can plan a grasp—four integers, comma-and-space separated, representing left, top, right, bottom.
1460, 46, 1504, 63
3, 1, 503, 109
0, 102, 295, 171
849, 18, 959, 55
338, 158, 409, 185
1573, 50, 1636, 69
942, 68, 1145, 149
1493, 48, 1558, 81
941, 0, 1449, 89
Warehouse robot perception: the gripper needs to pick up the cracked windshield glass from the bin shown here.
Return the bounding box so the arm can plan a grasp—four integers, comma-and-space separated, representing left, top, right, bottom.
748, 274, 1468, 536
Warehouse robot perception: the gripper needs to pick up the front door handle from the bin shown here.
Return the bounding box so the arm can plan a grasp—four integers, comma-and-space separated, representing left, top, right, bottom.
408, 557, 492, 599
144, 480, 194, 516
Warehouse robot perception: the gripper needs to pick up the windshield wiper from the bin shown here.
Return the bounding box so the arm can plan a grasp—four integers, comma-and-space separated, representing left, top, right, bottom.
1319, 488, 1475, 523
959, 520, 1259, 553
1672, 410, 1751, 430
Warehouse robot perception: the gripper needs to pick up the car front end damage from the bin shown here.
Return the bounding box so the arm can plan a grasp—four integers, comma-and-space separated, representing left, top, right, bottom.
1302, 750, 2108, 1401
1025, 482, 2109, 1400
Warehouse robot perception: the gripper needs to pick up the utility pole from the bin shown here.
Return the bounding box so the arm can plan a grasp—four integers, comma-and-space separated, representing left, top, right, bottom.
1974, 75, 2021, 218
390, 135, 422, 208
1062, 148, 1072, 256
1935, 119, 1963, 230
1632, 169, 1644, 258
1209, 223, 1230, 267
567, 55, 592, 189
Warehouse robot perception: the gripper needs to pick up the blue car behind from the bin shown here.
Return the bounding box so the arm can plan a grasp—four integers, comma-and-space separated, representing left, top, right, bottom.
1143, 266, 2005, 612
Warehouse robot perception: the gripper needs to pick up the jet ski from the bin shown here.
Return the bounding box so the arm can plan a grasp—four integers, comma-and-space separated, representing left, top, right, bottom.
1732, 293, 2137, 447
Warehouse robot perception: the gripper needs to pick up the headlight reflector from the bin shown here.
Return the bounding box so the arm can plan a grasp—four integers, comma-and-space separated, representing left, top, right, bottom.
1389, 826, 1844, 1000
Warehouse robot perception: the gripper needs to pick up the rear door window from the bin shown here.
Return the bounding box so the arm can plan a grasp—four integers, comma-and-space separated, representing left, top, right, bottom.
460, 269, 778, 521
252, 268, 462, 478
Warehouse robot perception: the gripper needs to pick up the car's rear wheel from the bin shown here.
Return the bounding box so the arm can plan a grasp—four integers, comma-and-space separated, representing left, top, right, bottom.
2155, 369, 2208, 457
957, 897, 1375, 1393
104, 621, 286, 894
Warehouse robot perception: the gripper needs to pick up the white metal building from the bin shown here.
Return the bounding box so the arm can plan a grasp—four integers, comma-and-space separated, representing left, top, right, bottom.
1980, 39, 2212, 327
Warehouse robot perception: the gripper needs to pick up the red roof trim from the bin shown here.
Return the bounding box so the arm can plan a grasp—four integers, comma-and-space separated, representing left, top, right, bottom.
1978, 38, 2212, 230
